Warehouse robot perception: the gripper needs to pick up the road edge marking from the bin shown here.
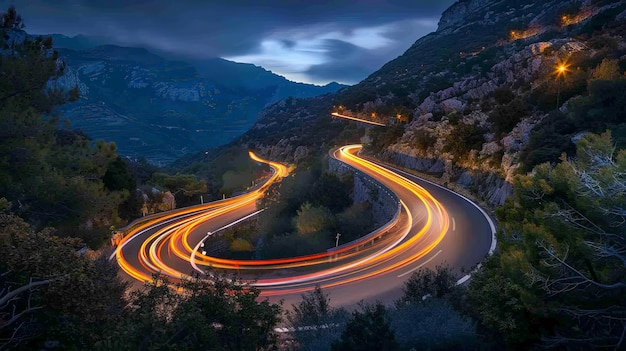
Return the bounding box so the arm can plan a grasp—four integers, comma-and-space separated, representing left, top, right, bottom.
369, 162, 497, 286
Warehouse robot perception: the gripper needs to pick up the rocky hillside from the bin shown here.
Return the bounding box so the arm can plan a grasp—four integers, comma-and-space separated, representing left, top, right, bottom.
48, 43, 345, 165
236, 0, 626, 206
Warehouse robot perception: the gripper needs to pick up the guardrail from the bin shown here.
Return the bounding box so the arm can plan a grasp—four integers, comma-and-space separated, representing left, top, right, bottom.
327, 201, 401, 253
327, 148, 402, 252
114, 171, 277, 239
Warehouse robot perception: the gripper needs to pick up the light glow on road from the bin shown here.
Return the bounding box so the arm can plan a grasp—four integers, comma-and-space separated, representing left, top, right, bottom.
114, 146, 450, 297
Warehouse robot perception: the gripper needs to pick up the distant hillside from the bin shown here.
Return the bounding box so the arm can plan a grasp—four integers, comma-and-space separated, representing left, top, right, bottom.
192, 58, 345, 100
48, 33, 107, 50
47, 42, 346, 165
235, 0, 626, 207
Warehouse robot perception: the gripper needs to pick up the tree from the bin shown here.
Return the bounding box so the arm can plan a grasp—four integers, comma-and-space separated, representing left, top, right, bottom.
396, 265, 457, 306
309, 172, 352, 213
589, 58, 621, 81
331, 302, 399, 351
493, 86, 515, 105
444, 121, 485, 157
336, 202, 374, 242
0, 15, 128, 237
391, 264, 478, 350
489, 97, 527, 135
0, 198, 128, 349
286, 286, 349, 350
367, 123, 405, 153
472, 132, 626, 349
465, 254, 541, 348
152, 172, 207, 206
294, 202, 334, 235
100, 273, 283, 351
0, 6, 24, 29
391, 299, 478, 351
103, 156, 142, 221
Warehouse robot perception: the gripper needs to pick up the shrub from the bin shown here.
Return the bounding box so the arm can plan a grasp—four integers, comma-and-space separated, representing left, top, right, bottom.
445, 122, 485, 157
489, 98, 527, 135
413, 129, 437, 150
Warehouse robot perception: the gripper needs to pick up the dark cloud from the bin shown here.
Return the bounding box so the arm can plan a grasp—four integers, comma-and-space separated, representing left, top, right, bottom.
319, 39, 360, 60
280, 39, 296, 49
4, 0, 456, 84
304, 37, 401, 83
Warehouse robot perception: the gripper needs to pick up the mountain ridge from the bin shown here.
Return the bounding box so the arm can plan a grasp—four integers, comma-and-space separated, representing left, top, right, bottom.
229, 0, 626, 209
46, 42, 346, 165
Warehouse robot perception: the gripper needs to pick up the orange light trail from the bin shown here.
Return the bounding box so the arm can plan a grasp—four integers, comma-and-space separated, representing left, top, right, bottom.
331, 112, 387, 126
113, 146, 450, 296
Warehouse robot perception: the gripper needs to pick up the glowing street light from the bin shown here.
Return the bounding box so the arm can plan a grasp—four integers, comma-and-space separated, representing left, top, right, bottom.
555, 62, 569, 109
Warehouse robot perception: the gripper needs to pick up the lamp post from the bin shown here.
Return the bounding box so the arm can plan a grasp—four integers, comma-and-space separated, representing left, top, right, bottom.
335, 233, 341, 247
556, 63, 568, 109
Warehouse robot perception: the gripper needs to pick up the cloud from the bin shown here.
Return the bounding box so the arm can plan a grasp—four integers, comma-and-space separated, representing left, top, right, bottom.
5, 0, 455, 84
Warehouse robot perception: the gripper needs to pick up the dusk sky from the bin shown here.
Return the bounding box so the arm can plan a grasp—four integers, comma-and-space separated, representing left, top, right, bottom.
5, 0, 456, 85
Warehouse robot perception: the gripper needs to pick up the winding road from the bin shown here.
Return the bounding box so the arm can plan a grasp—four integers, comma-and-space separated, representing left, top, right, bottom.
112, 146, 494, 307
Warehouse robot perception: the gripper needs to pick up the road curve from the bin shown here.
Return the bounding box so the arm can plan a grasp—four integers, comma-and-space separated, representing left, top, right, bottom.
113, 146, 494, 307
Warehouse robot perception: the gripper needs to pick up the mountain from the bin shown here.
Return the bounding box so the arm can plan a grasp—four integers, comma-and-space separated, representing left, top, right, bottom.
50, 43, 346, 165
233, 0, 626, 207
192, 58, 345, 97
47, 33, 108, 50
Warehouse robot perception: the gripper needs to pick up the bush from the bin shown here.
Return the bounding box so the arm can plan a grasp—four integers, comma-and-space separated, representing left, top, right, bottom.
230, 238, 253, 252
492, 87, 515, 105
336, 202, 374, 242
294, 203, 334, 235
413, 129, 437, 150
392, 299, 478, 351
445, 122, 485, 157
489, 98, 527, 135
368, 123, 405, 153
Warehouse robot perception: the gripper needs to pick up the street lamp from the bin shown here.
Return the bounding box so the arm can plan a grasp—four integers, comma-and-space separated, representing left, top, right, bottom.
555, 62, 569, 109
335, 233, 341, 247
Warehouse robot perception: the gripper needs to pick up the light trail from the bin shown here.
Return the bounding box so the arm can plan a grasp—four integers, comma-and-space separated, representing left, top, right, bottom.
331, 112, 387, 126
114, 146, 451, 298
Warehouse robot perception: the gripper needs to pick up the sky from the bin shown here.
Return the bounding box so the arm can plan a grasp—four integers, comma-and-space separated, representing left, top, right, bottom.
4, 0, 456, 85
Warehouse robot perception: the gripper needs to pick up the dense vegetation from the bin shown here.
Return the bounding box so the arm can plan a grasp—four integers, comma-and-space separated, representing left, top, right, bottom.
0, 9, 281, 349
286, 266, 476, 351
522, 66, 626, 170
3, 3, 626, 350
285, 132, 626, 350
0, 200, 284, 350
258, 168, 373, 258
468, 132, 626, 349
0, 10, 137, 248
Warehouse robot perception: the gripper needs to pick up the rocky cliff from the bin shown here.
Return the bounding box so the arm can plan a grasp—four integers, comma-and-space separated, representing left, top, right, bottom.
437, 0, 495, 33
237, 0, 626, 207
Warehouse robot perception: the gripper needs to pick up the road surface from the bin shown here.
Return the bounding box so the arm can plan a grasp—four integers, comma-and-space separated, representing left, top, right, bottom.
113, 146, 494, 308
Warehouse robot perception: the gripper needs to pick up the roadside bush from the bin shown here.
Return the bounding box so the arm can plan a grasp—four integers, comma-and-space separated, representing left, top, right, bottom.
444, 122, 485, 157
489, 98, 527, 135
413, 129, 437, 150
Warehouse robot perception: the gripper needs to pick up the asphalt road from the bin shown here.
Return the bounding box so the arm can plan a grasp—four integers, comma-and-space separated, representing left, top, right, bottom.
113, 146, 494, 309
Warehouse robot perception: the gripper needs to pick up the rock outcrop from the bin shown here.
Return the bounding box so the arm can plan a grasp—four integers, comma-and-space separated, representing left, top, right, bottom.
235, 0, 625, 208
437, 0, 496, 33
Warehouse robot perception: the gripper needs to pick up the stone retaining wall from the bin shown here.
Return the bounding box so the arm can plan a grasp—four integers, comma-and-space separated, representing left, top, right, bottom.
329, 157, 399, 227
